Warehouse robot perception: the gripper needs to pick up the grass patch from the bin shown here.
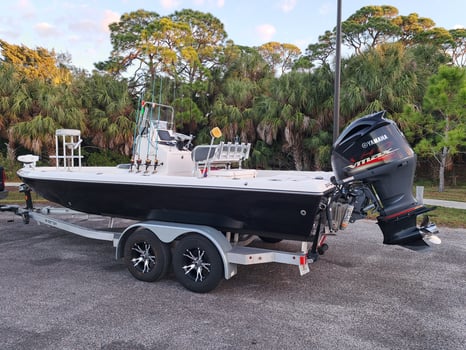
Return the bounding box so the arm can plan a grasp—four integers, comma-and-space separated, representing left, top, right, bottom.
411, 184, 465, 228
427, 207, 466, 229
416, 184, 466, 202
367, 205, 465, 228
1, 189, 47, 204
365, 207, 465, 229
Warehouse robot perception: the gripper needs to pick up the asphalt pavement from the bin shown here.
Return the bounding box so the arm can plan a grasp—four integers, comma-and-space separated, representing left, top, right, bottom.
0, 211, 465, 350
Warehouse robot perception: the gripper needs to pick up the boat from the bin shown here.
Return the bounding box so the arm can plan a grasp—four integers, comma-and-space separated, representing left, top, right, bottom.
17, 101, 440, 249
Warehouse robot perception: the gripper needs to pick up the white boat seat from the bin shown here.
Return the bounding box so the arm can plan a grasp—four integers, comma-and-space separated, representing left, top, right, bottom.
192, 145, 218, 162
18, 154, 40, 168
158, 130, 175, 142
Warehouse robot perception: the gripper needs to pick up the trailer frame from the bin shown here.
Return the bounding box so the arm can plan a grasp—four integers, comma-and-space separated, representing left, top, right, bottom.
1, 185, 328, 293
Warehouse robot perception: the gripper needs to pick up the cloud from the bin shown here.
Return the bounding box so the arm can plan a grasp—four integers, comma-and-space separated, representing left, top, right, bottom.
68, 20, 98, 33
101, 10, 120, 32
65, 9, 118, 43
67, 35, 81, 43
192, 0, 225, 7
453, 24, 465, 29
35, 22, 59, 37
256, 24, 276, 42
16, 0, 36, 19
279, 0, 297, 13
0, 18, 20, 40
160, 0, 181, 9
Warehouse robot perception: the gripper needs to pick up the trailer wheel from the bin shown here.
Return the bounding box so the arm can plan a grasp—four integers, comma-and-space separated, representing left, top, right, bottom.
172, 234, 223, 293
124, 229, 171, 282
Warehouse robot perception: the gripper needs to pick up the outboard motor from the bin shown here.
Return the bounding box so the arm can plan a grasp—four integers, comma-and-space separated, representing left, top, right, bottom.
331, 111, 440, 250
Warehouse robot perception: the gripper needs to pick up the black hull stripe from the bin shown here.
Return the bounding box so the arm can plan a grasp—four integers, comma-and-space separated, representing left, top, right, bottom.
21, 177, 326, 241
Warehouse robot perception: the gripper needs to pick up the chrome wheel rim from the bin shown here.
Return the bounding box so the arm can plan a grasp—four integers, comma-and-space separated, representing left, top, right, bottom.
182, 248, 211, 282
131, 241, 156, 273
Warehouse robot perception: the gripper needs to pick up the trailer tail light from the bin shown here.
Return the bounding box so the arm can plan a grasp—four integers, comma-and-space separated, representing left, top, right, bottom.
299, 255, 307, 265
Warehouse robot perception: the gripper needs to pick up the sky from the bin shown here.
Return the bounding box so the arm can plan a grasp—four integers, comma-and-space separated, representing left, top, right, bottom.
0, 0, 465, 71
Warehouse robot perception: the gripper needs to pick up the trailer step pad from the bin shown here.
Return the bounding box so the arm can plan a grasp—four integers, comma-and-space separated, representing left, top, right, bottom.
227, 246, 307, 266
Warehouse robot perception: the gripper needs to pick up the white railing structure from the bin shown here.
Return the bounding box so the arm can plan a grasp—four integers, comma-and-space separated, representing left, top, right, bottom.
52, 129, 83, 169
192, 141, 251, 174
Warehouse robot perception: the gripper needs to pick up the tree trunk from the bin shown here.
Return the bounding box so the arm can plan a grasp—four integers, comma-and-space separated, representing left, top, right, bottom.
438, 146, 448, 192
6, 143, 16, 171
292, 146, 303, 171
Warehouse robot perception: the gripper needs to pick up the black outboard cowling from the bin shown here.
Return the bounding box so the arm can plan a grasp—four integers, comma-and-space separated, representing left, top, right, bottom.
331, 111, 439, 249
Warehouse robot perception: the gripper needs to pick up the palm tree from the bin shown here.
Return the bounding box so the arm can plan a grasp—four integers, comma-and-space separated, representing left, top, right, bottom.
254, 69, 334, 171
208, 45, 273, 142
9, 115, 57, 156
9, 78, 85, 158
340, 43, 420, 120
0, 64, 34, 139
80, 74, 134, 156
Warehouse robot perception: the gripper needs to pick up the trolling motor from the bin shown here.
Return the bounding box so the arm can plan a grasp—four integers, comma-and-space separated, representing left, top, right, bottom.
330, 111, 440, 250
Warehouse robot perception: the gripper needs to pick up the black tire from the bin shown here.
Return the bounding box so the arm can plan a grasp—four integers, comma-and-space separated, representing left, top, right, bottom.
259, 236, 282, 244
172, 234, 224, 293
123, 229, 171, 282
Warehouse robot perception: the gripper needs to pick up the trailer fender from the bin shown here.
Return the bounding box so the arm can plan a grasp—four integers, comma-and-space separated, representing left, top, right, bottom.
115, 220, 237, 280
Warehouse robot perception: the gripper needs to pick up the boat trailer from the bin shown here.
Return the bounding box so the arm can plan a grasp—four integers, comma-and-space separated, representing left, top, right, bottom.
1, 185, 330, 293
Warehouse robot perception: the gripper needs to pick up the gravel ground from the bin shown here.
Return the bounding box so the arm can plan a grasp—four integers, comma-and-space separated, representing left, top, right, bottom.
0, 211, 465, 350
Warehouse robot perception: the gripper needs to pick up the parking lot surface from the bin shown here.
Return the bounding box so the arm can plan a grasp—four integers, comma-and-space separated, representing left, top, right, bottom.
0, 211, 465, 350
